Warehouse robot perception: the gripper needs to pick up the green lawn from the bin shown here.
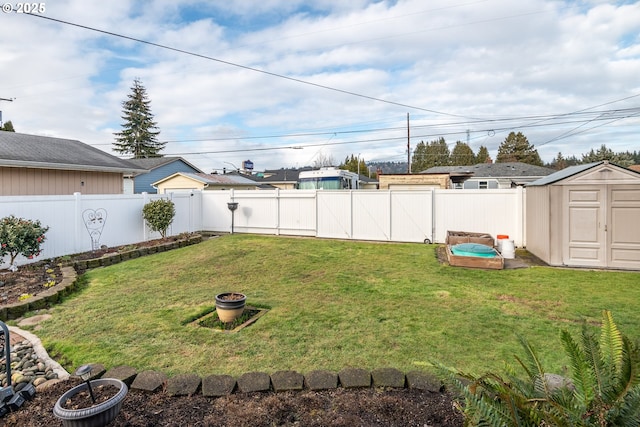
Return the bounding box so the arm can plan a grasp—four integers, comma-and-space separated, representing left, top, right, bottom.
32, 234, 640, 378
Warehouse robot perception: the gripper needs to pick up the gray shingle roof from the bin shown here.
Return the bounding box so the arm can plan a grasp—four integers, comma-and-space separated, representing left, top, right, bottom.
422, 162, 555, 177
126, 157, 202, 173
180, 172, 258, 185
0, 131, 146, 174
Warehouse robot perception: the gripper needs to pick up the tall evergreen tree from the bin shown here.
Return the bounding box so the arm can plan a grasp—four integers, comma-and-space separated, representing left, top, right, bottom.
475, 145, 491, 163
450, 141, 475, 165
496, 131, 542, 166
581, 144, 634, 167
412, 137, 450, 172
113, 78, 164, 158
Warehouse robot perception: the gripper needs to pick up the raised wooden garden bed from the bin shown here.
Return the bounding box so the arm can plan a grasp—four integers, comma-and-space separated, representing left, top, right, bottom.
446, 245, 504, 270
446, 230, 495, 247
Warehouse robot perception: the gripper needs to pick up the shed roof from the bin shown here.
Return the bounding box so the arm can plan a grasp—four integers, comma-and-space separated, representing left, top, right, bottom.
0, 131, 146, 174
528, 161, 640, 186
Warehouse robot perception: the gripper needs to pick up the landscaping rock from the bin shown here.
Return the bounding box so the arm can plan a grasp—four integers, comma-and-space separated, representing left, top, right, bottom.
237, 371, 271, 393
167, 373, 201, 396
372, 367, 405, 388
406, 371, 442, 392
338, 368, 371, 388
304, 370, 338, 390
17, 314, 52, 327
104, 365, 138, 386
270, 370, 304, 392
202, 374, 236, 397
131, 370, 167, 393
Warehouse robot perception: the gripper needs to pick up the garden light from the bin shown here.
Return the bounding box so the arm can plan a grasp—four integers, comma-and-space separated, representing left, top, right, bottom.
75, 365, 96, 403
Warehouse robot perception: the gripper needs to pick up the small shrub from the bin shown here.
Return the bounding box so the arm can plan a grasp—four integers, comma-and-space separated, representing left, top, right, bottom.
0, 215, 49, 269
142, 199, 175, 238
436, 310, 640, 426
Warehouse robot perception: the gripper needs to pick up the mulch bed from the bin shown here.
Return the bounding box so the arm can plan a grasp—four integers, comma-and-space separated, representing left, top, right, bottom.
4, 378, 465, 426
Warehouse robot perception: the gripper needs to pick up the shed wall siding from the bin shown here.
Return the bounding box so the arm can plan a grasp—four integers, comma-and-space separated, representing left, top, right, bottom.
0, 167, 123, 195
525, 186, 551, 263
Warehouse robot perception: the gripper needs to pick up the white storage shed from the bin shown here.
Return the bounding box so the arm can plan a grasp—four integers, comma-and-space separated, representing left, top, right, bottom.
526, 161, 640, 270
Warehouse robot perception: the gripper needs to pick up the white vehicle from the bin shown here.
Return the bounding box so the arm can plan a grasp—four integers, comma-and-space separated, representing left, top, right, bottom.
297, 167, 359, 190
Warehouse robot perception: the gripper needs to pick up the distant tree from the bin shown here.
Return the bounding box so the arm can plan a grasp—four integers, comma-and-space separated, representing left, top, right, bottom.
549, 152, 567, 170
475, 145, 491, 164
1, 120, 15, 132
340, 154, 367, 175
581, 144, 634, 167
412, 137, 450, 172
113, 78, 164, 158
450, 141, 475, 165
496, 132, 542, 166
312, 152, 335, 168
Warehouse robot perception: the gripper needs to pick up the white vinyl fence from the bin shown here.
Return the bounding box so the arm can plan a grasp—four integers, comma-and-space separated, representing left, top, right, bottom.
0, 188, 525, 267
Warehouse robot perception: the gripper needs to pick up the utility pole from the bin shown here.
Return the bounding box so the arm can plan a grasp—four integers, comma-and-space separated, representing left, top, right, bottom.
407, 113, 411, 173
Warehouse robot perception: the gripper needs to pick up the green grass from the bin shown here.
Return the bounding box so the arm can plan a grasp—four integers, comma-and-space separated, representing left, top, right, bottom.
34, 235, 640, 378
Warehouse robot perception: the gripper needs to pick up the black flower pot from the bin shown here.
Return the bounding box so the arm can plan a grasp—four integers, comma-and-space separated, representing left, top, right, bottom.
215, 292, 246, 323
53, 378, 128, 427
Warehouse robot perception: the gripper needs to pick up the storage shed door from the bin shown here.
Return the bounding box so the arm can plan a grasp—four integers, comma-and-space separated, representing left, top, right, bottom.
564, 186, 606, 267
608, 185, 640, 269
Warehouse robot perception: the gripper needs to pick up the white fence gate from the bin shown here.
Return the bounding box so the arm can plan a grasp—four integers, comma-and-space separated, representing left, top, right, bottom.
0, 188, 525, 267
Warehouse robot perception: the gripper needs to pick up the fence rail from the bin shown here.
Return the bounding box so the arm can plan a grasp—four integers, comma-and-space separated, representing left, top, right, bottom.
0, 188, 525, 268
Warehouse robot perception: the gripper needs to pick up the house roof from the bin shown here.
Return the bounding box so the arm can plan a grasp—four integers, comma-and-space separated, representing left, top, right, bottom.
153, 172, 258, 187
421, 162, 555, 177
526, 161, 640, 186
0, 131, 146, 174
253, 168, 311, 183
126, 156, 202, 173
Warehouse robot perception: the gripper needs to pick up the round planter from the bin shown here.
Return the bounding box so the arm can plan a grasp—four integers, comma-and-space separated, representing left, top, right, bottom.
215, 292, 246, 323
53, 378, 128, 427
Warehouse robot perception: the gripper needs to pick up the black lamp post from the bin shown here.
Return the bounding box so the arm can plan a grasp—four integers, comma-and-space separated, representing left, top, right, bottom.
227, 202, 238, 234
75, 365, 96, 403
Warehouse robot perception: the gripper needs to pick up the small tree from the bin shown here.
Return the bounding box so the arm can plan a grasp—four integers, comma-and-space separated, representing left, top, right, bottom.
142, 199, 175, 238
0, 215, 49, 269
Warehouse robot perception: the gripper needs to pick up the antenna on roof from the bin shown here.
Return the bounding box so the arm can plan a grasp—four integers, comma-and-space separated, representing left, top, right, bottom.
0, 97, 14, 127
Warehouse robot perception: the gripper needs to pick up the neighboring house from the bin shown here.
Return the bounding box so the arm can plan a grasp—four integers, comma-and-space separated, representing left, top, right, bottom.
422, 162, 555, 189
378, 173, 449, 190
629, 165, 640, 173
152, 172, 259, 193
252, 168, 310, 189
125, 157, 202, 194
0, 131, 146, 195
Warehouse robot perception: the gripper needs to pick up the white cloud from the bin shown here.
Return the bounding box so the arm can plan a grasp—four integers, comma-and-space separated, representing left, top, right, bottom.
1, 0, 639, 173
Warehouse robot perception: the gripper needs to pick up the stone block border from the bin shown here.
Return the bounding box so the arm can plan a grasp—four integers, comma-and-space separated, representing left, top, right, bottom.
0, 234, 203, 321
85, 365, 445, 398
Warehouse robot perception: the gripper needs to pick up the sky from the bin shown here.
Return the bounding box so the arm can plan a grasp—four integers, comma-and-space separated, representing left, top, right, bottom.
1, 0, 639, 174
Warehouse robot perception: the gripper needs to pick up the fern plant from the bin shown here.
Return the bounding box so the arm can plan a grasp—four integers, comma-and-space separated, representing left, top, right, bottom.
436, 310, 640, 426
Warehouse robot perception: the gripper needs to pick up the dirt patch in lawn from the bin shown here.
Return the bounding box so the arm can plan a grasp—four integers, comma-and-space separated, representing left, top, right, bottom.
4, 378, 465, 427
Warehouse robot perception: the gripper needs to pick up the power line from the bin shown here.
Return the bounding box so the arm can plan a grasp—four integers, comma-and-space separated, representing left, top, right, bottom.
25, 13, 478, 119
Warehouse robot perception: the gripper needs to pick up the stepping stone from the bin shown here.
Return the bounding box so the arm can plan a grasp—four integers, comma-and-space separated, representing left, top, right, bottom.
237, 372, 271, 393
338, 368, 371, 388
104, 366, 138, 386
131, 370, 167, 393
17, 314, 52, 327
371, 368, 405, 388
202, 374, 236, 397
406, 371, 442, 392
167, 373, 201, 396
304, 370, 338, 390
270, 370, 303, 392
